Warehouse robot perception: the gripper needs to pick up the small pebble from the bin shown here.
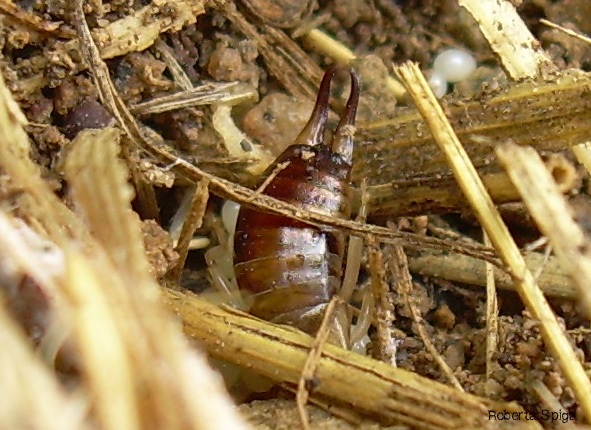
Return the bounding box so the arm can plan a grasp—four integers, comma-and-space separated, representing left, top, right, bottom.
63, 100, 114, 139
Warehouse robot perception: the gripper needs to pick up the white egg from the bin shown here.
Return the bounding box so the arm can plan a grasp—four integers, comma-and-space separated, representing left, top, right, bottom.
221, 200, 240, 237
433, 49, 476, 83
427, 71, 448, 98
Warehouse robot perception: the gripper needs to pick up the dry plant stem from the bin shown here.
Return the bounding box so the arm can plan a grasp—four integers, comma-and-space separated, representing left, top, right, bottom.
301, 29, 407, 99
496, 143, 591, 318
246, 161, 291, 202
134, 44, 257, 113
395, 62, 591, 422
408, 250, 577, 299
531, 380, 568, 418
164, 287, 540, 430
64, 253, 140, 430
572, 142, 591, 178
130, 82, 258, 115
65, 129, 161, 430
389, 227, 463, 392
483, 232, 498, 381
73, 2, 160, 220
540, 18, 591, 45
297, 296, 340, 430
17, 0, 206, 94
170, 178, 210, 283
153, 38, 194, 90
66, 128, 153, 282
458, 0, 554, 79
367, 237, 396, 365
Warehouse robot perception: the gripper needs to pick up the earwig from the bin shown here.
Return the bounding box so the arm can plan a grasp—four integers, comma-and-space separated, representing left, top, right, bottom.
234, 66, 360, 347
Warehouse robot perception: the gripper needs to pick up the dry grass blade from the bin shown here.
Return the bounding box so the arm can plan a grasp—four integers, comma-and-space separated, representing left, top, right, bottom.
170, 178, 210, 283
395, 61, 591, 422
296, 296, 340, 430
73, 1, 160, 220
540, 18, 591, 47
483, 232, 499, 380
63, 252, 140, 430
367, 237, 396, 365
153, 38, 194, 90
496, 142, 591, 318
130, 82, 258, 115
164, 287, 541, 430
458, 0, 555, 79
390, 225, 463, 391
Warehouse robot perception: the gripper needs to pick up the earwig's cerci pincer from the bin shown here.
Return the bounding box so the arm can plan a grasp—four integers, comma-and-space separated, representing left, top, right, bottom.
233, 66, 360, 340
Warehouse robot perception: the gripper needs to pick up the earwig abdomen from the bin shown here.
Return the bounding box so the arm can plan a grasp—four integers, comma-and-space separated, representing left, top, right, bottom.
234, 66, 360, 338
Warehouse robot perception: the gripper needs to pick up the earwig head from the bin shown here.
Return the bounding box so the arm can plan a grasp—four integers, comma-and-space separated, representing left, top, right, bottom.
293, 66, 360, 165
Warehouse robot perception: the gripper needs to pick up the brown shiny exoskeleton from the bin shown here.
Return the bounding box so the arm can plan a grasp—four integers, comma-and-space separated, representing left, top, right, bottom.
234, 66, 360, 346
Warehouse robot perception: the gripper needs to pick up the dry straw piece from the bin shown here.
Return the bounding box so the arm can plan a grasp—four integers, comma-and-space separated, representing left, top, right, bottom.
164, 287, 538, 430
408, 250, 578, 299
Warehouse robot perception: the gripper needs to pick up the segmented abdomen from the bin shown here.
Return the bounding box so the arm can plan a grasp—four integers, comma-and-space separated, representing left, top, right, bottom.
234, 145, 351, 334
